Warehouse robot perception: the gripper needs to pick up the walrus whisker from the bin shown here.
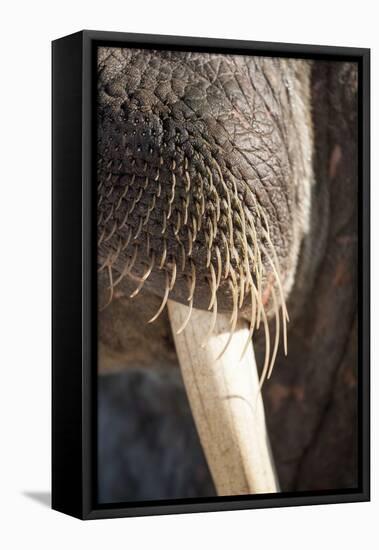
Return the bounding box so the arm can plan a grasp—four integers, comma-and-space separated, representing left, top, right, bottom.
98, 249, 113, 272
195, 170, 203, 204
175, 296, 193, 335
188, 260, 196, 302
108, 237, 122, 268
206, 236, 212, 268
159, 239, 167, 269
143, 194, 156, 226
208, 217, 214, 252
169, 170, 176, 205
201, 290, 218, 348
231, 242, 240, 264
208, 263, 217, 310
187, 227, 193, 257
216, 280, 238, 360
129, 186, 143, 215
176, 237, 186, 271
214, 164, 234, 253
254, 243, 264, 329
221, 231, 231, 279
262, 226, 289, 326
148, 271, 170, 323
192, 215, 198, 242
185, 170, 191, 193
161, 211, 167, 235
97, 228, 106, 247
183, 197, 189, 226
103, 221, 118, 243
229, 266, 239, 316
194, 200, 202, 232
146, 233, 150, 256
118, 207, 130, 230
234, 200, 250, 281
115, 181, 130, 211
238, 263, 246, 308
246, 242, 264, 330
267, 284, 280, 379
214, 188, 221, 222
113, 244, 138, 287
245, 209, 261, 278
257, 249, 264, 328
261, 240, 288, 356
133, 216, 143, 240
167, 201, 173, 221
129, 252, 155, 298
200, 188, 205, 216
174, 210, 181, 236
215, 245, 222, 288
121, 226, 132, 251
258, 302, 271, 389
103, 205, 114, 225
99, 264, 114, 311
255, 206, 287, 321
240, 285, 258, 360
169, 260, 177, 291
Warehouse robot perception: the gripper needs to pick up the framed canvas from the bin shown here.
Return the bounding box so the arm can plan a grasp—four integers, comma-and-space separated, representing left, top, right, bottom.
52, 30, 370, 520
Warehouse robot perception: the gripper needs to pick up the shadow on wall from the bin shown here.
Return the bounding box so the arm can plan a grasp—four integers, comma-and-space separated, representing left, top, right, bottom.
22, 492, 51, 508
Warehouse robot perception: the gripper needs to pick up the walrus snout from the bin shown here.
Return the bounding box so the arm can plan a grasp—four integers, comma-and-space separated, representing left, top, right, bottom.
97, 118, 268, 319
97, 48, 313, 341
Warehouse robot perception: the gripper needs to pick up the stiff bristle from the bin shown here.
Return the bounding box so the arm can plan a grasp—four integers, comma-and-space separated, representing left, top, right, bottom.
98, 155, 289, 382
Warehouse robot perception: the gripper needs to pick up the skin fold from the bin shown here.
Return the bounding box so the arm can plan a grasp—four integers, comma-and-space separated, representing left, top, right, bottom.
97, 48, 358, 500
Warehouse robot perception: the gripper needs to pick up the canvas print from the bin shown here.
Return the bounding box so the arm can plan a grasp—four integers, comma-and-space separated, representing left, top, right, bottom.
96, 47, 358, 503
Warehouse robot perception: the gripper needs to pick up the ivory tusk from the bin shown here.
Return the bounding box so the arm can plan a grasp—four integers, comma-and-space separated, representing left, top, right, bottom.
167, 300, 279, 496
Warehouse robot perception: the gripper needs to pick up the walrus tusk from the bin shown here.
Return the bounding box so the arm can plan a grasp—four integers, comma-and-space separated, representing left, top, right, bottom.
167, 300, 279, 496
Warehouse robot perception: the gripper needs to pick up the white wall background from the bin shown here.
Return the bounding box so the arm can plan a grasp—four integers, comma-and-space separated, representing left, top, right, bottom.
0, 0, 376, 547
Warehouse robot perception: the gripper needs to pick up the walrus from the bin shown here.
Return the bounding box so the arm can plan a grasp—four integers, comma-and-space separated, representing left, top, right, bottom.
96, 47, 358, 502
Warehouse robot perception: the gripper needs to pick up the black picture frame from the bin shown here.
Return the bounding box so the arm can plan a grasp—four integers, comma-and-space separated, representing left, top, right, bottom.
52, 30, 370, 520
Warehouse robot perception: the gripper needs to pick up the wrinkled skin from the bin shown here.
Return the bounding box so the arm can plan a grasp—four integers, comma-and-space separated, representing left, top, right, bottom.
97, 49, 313, 314
97, 48, 358, 501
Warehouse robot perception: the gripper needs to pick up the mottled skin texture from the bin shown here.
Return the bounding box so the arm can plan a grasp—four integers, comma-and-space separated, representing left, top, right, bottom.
97, 49, 358, 501
97, 49, 313, 314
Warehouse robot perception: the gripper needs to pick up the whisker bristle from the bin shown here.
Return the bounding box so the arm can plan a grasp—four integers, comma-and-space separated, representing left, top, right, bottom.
148, 271, 170, 323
